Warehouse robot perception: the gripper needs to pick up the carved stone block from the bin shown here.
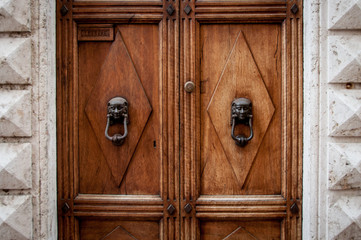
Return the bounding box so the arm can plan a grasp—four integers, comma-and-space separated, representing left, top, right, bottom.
0, 0, 31, 32
329, 0, 361, 30
328, 143, 361, 189
328, 195, 361, 239
0, 38, 31, 84
0, 90, 31, 137
0, 143, 31, 189
328, 90, 361, 136
328, 35, 361, 83
0, 195, 32, 239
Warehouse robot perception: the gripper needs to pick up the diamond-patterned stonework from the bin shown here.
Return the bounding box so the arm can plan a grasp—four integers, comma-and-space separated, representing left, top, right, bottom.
0, 195, 32, 240
0, 90, 31, 137
0, 143, 31, 189
329, 0, 361, 29
207, 30, 275, 188
328, 90, 361, 136
328, 143, 361, 189
0, 0, 31, 32
0, 38, 31, 84
328, 35, 361, 83
85, 30, 152, 186
328, 195, 361, 239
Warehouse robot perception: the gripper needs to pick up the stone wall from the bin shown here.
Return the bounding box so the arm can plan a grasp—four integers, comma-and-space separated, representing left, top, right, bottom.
304, 0, 361, 239
0, 0, 360, 239
0, 0, 56, 239
325, 0, 361, 238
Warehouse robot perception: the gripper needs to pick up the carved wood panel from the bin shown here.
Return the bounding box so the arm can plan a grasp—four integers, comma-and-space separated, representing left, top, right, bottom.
57, 0, 180, 238
201, 25, 280, 194
57, 0, 302, 239
179, 0, 303, 239
200, 221, 281, 239
79, 26, 158, 193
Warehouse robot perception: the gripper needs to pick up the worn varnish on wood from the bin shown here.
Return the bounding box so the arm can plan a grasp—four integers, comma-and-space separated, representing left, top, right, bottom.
57, 0, 303, 239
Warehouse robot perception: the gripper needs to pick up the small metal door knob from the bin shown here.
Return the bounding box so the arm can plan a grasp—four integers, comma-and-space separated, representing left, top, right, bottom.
184, 81, 195, 93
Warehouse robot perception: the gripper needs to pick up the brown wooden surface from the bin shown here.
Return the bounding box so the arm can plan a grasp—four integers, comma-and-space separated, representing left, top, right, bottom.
199, 24, 281, 195
200, 221, 281, 239
79, 25, 159, 193
80, 220, 159, 239
57, 0, 302, 239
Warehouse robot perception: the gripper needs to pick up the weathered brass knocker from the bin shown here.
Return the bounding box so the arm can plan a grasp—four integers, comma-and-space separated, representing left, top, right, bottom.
231, 98, 253, 147
105, 97, 129, 146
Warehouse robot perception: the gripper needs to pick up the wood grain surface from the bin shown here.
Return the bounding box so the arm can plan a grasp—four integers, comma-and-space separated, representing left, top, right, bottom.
57, 0, 302, 238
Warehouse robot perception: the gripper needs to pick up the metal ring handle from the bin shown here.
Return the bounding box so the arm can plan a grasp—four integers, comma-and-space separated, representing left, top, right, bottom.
231, 117, 253, 147
105, 116, 128, 146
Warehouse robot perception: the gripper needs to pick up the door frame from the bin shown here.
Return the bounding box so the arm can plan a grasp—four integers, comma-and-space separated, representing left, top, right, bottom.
48, 0, 324, 239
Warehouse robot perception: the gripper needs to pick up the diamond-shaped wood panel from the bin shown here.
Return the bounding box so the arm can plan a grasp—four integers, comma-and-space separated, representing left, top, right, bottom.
222, 226, 259, 240
102, 226, 138, 240
207, 30, 275, 188
85, 31, 152, 186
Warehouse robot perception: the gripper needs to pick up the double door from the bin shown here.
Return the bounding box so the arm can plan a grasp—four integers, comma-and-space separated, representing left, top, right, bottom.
57, 0, 303, 238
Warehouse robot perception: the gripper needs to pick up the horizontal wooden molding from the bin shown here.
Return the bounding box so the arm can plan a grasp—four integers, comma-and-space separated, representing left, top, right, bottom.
196, 195, 286, 205
74, 194, 163, 205
74, 211, 164, 219
196, 212, 287, 219
73, 0, 163, 5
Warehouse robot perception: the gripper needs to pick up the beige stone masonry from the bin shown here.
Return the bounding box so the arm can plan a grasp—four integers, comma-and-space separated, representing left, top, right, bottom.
325, 0, 361, 239
304, 0, 361, 238
0, 0, 31, 32
328, 143, 361, 190
0, 0, 40, 238
0, 195, 32, 239
0, 143, 32, 189
328, 90, 361, 137
328, 35, 361, 83
0, 38, 31, 84
0, 90, 31, 137
328, 0, 361, 30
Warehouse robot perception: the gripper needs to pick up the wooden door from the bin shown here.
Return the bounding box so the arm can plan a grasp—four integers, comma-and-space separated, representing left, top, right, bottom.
57, 0, 302, 239
180, 1, 303, 238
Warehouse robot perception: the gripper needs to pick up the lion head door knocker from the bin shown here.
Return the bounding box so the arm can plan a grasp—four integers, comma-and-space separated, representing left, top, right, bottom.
105, 97, 129, 146
231, 98, 254, 147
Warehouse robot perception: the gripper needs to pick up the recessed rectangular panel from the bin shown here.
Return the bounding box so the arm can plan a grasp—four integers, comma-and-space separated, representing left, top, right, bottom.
78, 24, 161, 195
79, 220, 160, 239
200, 220, 281, 239
199, 24, 282, 195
